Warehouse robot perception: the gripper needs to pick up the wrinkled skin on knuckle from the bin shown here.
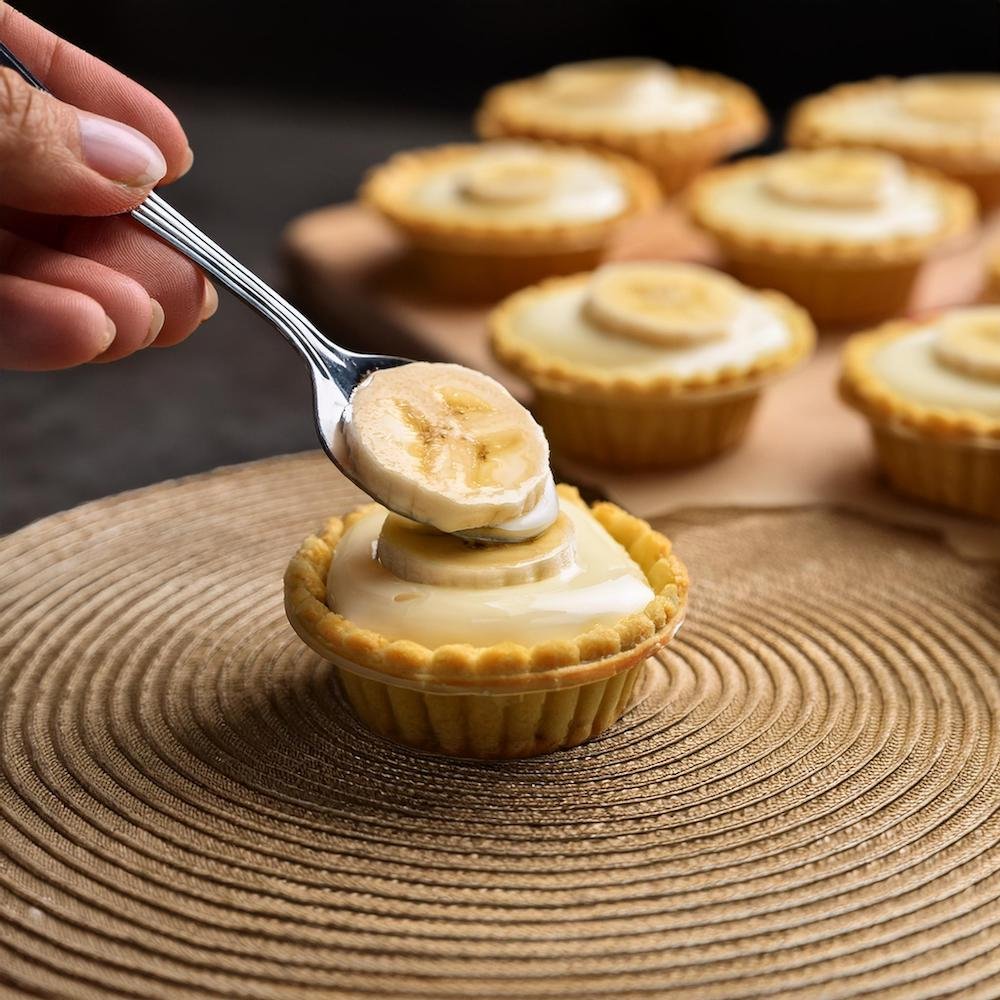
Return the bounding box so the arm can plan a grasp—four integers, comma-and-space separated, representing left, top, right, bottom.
0, 69, 69, 188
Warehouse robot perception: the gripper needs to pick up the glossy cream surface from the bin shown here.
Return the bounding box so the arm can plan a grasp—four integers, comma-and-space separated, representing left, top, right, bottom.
408, 144, 628, 225
507, 281, 793, 379
704, 169, 944, 241
513, 60, 723, 131
870, 326, 1000, 416
327, 500, 654, 648
812, 76, 1000, 146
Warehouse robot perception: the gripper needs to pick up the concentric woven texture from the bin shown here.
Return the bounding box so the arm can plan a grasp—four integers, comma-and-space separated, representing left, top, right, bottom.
2, 454, 999, 1000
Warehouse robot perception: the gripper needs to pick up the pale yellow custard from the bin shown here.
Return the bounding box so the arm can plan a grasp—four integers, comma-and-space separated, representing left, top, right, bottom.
502, 275, 794, 380
522, 59, 723, 131
703, 160, 945, 243
869, 321, 1000, 418
327, 499, 654, 648
406, 142, 628, 225
810, 76, 1000, 146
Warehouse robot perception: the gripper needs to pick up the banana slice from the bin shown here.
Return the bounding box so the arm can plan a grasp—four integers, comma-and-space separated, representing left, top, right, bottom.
544, 58, 677, 107
763, 149, 905, 210
343, 362, 552, 535
458, 152, 558, 205
933, 308, 1000, 382
377, 510, 576, 588
901, 76, 1000, 124
583, 262, 743, 346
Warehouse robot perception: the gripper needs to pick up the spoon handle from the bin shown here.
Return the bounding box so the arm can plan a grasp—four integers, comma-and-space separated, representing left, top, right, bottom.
0, 40, 357, 390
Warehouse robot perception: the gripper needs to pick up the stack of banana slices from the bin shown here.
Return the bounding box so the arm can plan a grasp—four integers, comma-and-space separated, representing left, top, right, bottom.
343, 362, 573, 589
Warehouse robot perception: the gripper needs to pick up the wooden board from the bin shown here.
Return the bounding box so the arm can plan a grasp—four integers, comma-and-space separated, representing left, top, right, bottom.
283, 202, 1000, 557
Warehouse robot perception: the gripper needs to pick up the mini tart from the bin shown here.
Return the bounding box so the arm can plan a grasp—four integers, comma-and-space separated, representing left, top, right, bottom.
841, 310, 1000, 518
788, 75, 1000, 208
477, 59, 767, 196
687, 150, 977, 326
284, 485, 689, 758
360, 140, 660, 299
490, 264, 815, 469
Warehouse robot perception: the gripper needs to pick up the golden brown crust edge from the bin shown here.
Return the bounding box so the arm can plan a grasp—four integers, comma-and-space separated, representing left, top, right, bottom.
488, 274, 816, 400
787, 77, 1000, 173
283, 484, 689, 693
685, 155, 978, 265
476, 67, 769, 158
359, 142, 661, 254
840, 318, 1000, 440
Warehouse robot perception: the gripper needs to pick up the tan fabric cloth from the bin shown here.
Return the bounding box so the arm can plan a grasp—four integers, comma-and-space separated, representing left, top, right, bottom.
1, 454, 999, 999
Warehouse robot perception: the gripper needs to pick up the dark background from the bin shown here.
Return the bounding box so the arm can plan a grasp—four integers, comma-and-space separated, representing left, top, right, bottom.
4, 0, 1000, 532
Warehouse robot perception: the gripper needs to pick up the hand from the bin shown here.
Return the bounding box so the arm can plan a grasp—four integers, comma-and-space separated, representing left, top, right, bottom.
0, 4, 217, 370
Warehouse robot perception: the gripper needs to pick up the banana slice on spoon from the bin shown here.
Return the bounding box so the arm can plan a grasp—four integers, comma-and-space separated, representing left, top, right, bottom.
340, 362, 558, 542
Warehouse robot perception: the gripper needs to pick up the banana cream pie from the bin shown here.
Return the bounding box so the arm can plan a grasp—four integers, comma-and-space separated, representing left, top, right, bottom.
477, 58, 767, 195
285, 363, 688, 758
841, 305, 1000, 518
490, 261, 815, 469
687, 148, 977, 325
788, 75, 1000, 208
361, 140, 659, 299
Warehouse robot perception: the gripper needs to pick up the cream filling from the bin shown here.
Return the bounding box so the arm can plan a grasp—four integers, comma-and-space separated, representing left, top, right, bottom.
517, 61, 723, 131
407, 144, 628, 225
508, 282, 793, 379
327, 500, 654, 649
704, 170, 943, 241
812, 79, 1000, 145
869, 326, 1000, 417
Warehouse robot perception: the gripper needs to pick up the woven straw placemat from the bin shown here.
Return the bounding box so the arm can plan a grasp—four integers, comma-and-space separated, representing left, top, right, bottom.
1, 453, 999, 1000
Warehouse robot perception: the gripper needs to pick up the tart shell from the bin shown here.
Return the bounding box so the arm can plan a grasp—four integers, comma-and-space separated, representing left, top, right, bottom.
840, 319, 1000, 518
490, 275, 814, 468
477, 68, 768, 196
283, 485, 689, 757
686, 157, 977, 325
360, 142, 660, 299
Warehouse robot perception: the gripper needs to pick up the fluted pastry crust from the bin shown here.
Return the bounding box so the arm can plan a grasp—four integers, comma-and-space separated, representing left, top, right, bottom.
284, 485, 689, 693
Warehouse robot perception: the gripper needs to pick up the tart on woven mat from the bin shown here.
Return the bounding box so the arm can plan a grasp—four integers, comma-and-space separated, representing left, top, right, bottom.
686, 147, 977, 325
360, 139, 659, 299
489, 260, 815, 469
788, 75, 1000, 208
841, 305, 1000, 518
284, 362, 688, 758
476, 58, 767, 196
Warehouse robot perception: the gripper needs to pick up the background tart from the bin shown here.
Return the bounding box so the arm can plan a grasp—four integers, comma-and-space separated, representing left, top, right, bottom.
788, 75, 1000, 207
489, 264, 815, 468
360, 140, 659, 297
840, 310, 1000, 518
284, 485, 689, 757
686, 150, 977, 325
477, 59, 767, 195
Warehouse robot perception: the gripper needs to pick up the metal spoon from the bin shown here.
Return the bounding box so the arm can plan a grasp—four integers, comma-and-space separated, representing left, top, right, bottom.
0, 40, 552, 542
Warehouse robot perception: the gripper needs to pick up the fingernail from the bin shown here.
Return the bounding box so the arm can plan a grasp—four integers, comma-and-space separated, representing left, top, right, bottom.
200, 279, 218, 320
101, 315, 117, 351
76, 110, 167, 187
145, 299, 165, 346
178, 146, 195, 179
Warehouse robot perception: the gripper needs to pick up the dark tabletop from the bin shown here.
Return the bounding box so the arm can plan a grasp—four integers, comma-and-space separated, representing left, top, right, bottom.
1, 87, 469, 533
